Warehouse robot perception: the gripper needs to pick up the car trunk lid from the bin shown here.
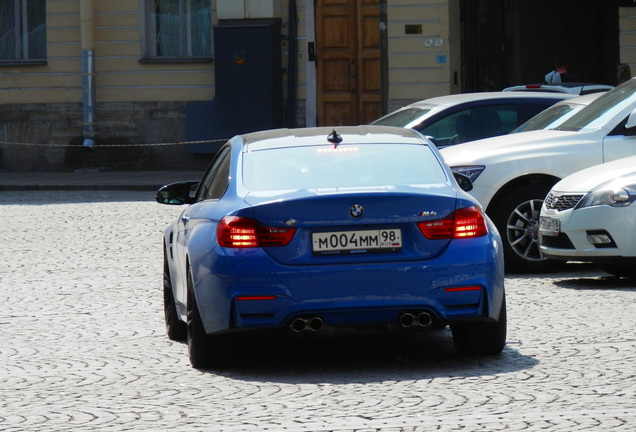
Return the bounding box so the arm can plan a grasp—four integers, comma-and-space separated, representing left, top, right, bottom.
243, 187, 459, 265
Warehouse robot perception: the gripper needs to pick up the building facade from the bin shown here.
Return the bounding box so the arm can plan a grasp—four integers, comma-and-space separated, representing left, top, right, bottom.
0, 0, 633, 170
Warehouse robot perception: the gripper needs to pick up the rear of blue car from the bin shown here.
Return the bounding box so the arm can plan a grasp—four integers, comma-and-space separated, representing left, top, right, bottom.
160, 127, 506, 368
194, 190, 504, 335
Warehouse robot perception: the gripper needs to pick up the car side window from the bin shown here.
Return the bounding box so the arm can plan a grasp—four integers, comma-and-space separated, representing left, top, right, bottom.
195, 147, 231, 202
206, 155, 230, 199
419, 113, 463, 145
420, 104, 517, 147
471, 105, 517, 136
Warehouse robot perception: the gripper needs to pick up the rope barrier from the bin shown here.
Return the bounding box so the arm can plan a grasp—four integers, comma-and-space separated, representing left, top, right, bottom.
0, 138, 229, 148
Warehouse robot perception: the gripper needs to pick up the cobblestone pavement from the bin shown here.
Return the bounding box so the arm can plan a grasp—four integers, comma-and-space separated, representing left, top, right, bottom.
2, 190, 636, 432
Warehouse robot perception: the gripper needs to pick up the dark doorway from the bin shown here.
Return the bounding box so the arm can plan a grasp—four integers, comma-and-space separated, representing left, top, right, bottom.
461, 0, 620, 92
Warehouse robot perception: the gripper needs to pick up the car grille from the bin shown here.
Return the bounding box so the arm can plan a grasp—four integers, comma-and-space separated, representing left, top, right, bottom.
544, 192, 584, 211
541, 233, 575, 249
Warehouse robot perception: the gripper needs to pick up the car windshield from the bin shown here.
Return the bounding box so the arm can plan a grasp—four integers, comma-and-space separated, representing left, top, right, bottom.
512, 103, 580, 133
556, 81, 636, 132
242, 143, 448, 191
370, 105, 434, 127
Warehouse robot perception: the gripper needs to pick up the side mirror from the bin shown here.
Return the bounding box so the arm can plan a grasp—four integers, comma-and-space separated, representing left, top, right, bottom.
453, 172, 473, 192
625, 109, 636, 130
156, 181, 199, 205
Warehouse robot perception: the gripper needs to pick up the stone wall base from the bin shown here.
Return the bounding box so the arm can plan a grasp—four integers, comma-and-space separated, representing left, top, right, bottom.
0, 102, 211, 171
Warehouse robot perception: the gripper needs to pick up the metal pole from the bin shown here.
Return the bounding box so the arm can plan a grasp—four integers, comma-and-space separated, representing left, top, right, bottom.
286, 0, 297, 128
80, 0, 96, 147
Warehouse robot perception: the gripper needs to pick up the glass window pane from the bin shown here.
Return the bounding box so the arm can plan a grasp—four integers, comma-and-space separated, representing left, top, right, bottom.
243, 144, 447, 191
185, 0, 211, 56
558, 82, 636, 132
0, 0, 46, 61
24, 0, 46, 59
147, 0, 211, 58
151, 0, 180, 56
371, 106, 434, 128
0, 2, 17, 60
513, 104, 574, 133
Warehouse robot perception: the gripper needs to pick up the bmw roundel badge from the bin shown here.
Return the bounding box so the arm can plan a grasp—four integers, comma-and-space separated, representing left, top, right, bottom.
350, 204, 364, 218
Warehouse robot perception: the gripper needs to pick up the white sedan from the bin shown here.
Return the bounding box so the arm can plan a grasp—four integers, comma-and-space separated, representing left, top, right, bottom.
370, 92, 571, 147
503, 83, 613, 95
539, 155, 636, 277
442, 78, 636, 273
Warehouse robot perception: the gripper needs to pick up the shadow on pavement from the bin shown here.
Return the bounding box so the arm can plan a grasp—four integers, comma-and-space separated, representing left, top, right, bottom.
198, 328, 538, 383
555, 274, 636, 291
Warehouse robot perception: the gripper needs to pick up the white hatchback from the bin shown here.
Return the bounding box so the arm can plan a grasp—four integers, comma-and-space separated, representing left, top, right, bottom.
539, 155, 636, 277
441, 78, 636, 272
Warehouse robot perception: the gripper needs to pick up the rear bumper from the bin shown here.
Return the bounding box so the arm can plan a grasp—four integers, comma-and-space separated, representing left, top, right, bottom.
191, 233, 505, 334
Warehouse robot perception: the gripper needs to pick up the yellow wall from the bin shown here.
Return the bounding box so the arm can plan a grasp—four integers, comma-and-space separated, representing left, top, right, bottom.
5, 2, 633, 117
0, 0, 217, 105
1, 0, 459, 114
292, 3, 308, 101
386, 0, 454, 102
2, 0, 81, 104
93, 0, 215, 103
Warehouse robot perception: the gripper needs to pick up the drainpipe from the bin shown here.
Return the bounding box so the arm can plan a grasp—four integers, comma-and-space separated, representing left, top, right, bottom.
285, 0, 297, 128
80, 0, 96, 147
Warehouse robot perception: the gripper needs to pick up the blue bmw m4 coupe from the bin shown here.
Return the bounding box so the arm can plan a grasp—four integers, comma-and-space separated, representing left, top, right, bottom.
157, 126, 506, 368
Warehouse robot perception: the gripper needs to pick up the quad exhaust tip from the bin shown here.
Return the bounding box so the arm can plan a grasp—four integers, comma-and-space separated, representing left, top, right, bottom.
290, 311, 433, 333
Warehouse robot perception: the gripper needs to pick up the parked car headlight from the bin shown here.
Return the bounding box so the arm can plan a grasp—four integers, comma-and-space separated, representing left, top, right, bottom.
577, 179, 636, 208
450, 165, 485, 182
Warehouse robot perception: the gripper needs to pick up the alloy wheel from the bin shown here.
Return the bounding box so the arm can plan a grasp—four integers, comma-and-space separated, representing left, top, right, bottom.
505, 198, 546, 262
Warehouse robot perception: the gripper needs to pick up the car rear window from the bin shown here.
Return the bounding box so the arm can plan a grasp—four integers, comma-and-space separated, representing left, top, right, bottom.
242, 143, 448, 191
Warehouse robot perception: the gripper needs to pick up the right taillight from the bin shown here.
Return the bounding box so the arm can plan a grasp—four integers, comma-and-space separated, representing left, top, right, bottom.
216, 216, 296, 248
418, 206, 488, 239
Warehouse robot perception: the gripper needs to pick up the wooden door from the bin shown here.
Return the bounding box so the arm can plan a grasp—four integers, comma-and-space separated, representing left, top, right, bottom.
316, 0, 381, 126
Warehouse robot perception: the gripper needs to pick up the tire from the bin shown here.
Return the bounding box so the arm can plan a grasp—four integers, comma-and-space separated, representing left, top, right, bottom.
186, 268, 233, 369
163, 251, 186, 341
490, 184, 561, 273
451, 296, 507, 355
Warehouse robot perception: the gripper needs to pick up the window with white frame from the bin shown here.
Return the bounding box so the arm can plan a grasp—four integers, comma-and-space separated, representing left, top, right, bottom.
144, 0, 212, 61
0, 0, 46, 63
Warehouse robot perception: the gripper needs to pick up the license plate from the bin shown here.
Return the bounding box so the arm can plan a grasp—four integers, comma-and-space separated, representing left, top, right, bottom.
539, 217, 560, 237
312, 229, 402, 255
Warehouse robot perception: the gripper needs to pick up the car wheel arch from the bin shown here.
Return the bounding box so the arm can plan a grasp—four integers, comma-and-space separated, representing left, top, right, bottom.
485, 174, 562, 273
185, 258, 198, 325
485, 173, 560, 215
185, 258, 197, 313
184, 255, 231, 335
163, 246, 187, 341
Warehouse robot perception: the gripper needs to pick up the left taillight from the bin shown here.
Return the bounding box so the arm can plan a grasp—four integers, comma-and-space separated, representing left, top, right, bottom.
216, 216, 296, 248
418, 206, 488, 239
